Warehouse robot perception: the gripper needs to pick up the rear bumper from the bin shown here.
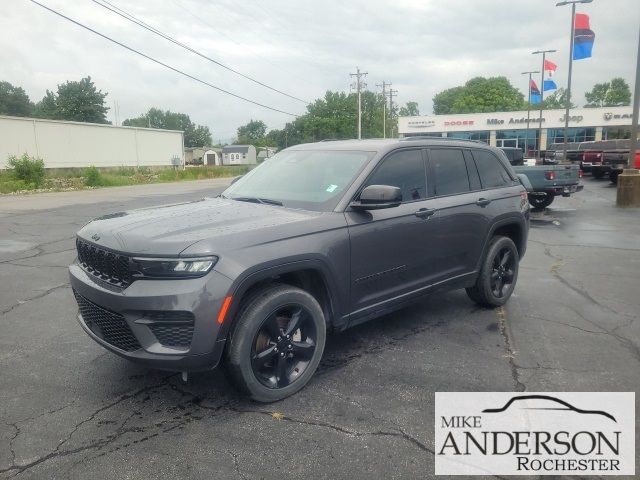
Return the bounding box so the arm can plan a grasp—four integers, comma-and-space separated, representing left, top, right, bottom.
69, 263, 233, 371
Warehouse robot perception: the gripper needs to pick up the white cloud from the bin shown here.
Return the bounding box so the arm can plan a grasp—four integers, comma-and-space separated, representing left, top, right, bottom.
1, 0, 638, 142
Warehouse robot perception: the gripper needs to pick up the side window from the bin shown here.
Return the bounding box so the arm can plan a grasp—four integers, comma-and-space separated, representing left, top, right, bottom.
472, 150, 512, 189
430, 149, 470, 196
364, 149, 425, 202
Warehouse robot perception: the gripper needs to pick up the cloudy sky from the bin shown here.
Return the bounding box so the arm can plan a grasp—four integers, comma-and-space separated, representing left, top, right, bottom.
3, 0, 639, 141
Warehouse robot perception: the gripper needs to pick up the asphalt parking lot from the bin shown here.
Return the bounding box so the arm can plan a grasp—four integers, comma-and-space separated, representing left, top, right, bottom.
1, 176, 638, 479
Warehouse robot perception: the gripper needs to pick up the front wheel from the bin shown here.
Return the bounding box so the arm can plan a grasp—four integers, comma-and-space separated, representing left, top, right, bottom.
528, 192, 554, 209
226, 284, 326, 402
466, 236, 519, 308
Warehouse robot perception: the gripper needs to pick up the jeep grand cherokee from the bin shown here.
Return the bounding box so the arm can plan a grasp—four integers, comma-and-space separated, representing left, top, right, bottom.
69, 138, 529, 402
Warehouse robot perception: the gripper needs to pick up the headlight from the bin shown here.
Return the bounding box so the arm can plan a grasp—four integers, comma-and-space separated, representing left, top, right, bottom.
132, 256, 218, 279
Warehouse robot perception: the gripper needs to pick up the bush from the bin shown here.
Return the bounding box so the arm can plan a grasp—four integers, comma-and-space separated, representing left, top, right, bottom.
84, 166, 103, 186
7, 154, 45, 187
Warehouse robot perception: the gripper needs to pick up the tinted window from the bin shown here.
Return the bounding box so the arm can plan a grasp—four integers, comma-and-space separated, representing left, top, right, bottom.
430, 149, 470, 196
365, 149, 425, 202
473, 150, 512, 188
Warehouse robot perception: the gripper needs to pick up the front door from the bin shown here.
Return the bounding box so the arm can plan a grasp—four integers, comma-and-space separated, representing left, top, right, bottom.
346, 149, 441, 317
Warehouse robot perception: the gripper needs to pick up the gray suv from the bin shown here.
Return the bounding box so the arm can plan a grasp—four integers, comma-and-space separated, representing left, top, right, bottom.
69, 138, 529, 402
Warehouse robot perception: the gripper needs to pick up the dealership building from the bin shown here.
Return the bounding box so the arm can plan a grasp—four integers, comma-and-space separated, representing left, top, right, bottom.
398, 106, 633, 153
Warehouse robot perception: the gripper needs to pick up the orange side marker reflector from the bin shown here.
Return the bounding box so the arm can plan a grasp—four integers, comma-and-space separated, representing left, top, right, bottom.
217, 296, 233, 324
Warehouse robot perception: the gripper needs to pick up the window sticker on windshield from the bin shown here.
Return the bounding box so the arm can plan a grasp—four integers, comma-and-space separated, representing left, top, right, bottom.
326, 184, 338, 192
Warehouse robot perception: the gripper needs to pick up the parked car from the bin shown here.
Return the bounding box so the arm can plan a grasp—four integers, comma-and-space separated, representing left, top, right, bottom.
500, 148, 583, 209
70, 138, 530, 401
590, 139, 637, 183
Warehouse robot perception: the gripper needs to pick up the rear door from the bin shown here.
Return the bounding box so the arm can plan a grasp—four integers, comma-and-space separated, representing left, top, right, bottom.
424, 148, 488, 280
469, 148, 523, 239
346, 148, 441, 315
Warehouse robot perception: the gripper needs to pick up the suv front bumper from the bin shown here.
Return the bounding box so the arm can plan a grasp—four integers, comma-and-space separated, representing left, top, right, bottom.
69, 264, 233, 371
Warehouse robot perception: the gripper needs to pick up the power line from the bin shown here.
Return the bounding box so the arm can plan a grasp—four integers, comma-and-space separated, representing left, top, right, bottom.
90, 0, 309, 104
171, 0, 311, 87
29, 0, 298, 117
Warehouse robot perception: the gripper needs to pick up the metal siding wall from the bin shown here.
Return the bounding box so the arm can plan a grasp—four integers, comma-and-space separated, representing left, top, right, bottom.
0, 116, 183, 168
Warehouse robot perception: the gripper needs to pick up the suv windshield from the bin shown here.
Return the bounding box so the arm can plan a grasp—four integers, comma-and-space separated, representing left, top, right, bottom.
221, 149, 374, 211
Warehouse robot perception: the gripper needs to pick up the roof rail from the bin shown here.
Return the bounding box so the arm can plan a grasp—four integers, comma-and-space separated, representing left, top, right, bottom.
399, 136, 488, 144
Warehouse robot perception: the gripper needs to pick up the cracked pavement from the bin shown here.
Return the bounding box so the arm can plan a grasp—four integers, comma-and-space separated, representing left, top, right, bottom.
1, 177, 638, 479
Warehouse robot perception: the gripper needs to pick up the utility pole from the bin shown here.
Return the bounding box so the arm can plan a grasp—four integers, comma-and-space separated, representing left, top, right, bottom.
387, 88, 398, 137
376, 81, 391, 138
112, 100, 120, 126
532, 49, 557, 160
556, 0, 594, 164
350, 67, 368, 139
522, 70, 540, 156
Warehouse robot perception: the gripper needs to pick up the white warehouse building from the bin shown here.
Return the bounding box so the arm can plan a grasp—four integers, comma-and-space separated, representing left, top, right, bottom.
0, 115, 184, 169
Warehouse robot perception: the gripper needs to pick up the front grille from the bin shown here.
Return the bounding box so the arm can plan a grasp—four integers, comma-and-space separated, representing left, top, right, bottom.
145, 311, 195, 348
74, 291, 141, 352
76, 239, 132, 288
149, 324, 194, 348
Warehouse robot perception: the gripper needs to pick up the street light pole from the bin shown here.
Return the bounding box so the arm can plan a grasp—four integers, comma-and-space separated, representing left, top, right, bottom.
627, 25, 640, 171
522, 70, 540, 157
532, 49, 557, 160
556, 0, 593, 162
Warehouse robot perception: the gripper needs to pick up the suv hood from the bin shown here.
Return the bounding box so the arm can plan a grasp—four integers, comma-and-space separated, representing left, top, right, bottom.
77, 197, 325, 255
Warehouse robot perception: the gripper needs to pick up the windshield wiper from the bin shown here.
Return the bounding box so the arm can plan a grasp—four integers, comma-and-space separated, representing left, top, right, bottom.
231, 196, 283, 206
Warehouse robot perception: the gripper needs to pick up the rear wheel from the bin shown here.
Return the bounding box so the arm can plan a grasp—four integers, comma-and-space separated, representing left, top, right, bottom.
226, 284, 326, 402
466, 236, 519, 308
609, 171, 620, 184
528, 192, 554, 209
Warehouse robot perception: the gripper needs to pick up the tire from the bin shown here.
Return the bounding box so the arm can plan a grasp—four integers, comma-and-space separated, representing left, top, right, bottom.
466, 236, 519, 308
592, 170, 605, 179
225, 284, 326, 402
528, 192, 554, 210
609, 171, 620, 185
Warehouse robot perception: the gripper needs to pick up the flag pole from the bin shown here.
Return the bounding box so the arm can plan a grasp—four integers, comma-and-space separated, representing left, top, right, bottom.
533, 49, 556, 160
557, 0, 594, 160
522, 70, 540, 157
562, 2, 577, 162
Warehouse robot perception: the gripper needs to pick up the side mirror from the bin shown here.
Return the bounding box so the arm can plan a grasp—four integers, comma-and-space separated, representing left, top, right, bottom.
351, 185, 402, 210
230, 175, 243, 185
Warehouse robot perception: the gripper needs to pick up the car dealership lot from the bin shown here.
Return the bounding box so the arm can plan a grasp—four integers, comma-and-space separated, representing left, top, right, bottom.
1, 178, 638, 479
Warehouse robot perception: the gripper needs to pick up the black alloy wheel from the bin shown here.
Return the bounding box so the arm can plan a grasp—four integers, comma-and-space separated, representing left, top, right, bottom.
251, 305, 317, 389
490, 246, 516, 299
226, 284, 326, 402
466, 236, 519, 308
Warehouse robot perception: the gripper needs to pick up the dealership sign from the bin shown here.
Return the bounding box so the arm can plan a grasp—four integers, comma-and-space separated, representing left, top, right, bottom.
398, 106, 633, 134
435, 392, 635, 476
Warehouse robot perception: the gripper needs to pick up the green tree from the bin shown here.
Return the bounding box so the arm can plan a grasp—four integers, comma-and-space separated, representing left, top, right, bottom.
536, 88, 576, 109
34, 90, 58, 119
433, 77, 525, 114
0, 81, 33, 117
585, 77, 632, 107
398, 101, 420, 116
245, 90, 418, 150
34, 76, 109, 123
236, 119, 267, 144
123, 108, 212, 147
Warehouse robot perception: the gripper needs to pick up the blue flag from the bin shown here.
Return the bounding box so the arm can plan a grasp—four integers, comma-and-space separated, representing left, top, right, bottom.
574, 13, 595, 60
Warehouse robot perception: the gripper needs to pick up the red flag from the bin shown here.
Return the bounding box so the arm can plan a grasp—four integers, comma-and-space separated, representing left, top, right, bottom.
574, 13, 590, 30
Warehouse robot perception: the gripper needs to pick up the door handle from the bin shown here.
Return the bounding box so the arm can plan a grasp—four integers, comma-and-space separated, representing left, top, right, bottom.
414, 208, 436, 218
476, 198, 492, 207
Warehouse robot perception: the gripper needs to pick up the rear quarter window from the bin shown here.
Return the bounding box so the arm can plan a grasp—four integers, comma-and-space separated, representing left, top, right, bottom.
472, 150, 513, 189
